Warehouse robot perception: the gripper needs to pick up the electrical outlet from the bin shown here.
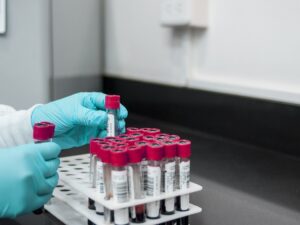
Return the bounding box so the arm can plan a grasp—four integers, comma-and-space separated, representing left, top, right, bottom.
0, 0, 6, 34
160, 0, 208, 28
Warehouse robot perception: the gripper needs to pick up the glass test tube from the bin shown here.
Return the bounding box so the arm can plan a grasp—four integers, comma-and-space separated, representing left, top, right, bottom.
106, 95, 120, 137
101, 145, 116, 224
161, 141, 177, 215
128, 145, 146, 223
32, 122, 55, 215
105, 94, 121, 224
146, 143, 164, 219
176, 140, 191, 225
111, 149, 130, 225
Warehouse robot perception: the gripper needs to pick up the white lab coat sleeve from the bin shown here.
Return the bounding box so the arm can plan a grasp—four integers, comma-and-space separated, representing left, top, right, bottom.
0, 104, 40, 148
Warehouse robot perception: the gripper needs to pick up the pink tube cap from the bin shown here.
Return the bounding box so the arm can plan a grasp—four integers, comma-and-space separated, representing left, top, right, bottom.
177, 139, 191, 158
33, 122, 55, 141
105, 95, 120, 110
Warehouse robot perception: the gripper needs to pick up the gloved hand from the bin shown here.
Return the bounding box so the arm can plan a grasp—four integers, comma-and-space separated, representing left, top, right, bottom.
0, 142, 61, 218
31, 92, 128, 149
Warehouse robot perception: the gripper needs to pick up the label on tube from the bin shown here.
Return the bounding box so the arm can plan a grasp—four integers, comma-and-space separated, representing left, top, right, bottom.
165, 161, 175, 192
97, 161, 105, 195
112, 170, 128, 203
107, 114, 116, 137
179, 161, 190, 190
147, 166, 161, 196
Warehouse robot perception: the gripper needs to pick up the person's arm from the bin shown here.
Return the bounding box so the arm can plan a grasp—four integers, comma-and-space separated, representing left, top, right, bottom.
0, 105, 38, 148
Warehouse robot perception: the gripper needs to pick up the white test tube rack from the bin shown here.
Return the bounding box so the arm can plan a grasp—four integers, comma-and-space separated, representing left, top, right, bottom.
45, 154, 203, 225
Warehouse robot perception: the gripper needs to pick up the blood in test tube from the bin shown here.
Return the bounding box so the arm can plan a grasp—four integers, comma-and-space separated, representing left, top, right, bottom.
130, 132, 144, 141
128, 145, 146, 223
135, 141, 148, 193
111, 149, 130, 225
105, 95, 120, 137
161, 140, 177, 215
176, 140, 191, 225
146, 142, 164, 219
32, 122, 55, 215
126, 127, 141, 134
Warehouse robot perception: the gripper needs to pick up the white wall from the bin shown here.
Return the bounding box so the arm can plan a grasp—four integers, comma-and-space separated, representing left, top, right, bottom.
104, 0, 300, 105
0, 0, 51, 109
52, 0, 103, 79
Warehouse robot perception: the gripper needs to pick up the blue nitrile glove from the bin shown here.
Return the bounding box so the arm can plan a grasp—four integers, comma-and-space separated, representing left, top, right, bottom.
0, 142, 61, 218
31, 92, 128, 149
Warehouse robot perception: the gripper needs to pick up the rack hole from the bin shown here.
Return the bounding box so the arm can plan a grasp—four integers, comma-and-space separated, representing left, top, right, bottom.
74, 168, 83, 170
56, 185, 64, 188
60, 189, 70, 192
60, 170, 68, 172
62, 160, 70, 163
66, 174, 75, 176
75, 158, 83, 161
68, 164, 76, 166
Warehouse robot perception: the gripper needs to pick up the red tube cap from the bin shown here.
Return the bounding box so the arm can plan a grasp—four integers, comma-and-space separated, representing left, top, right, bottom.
118, 134, 132, 140
105, 95, 120, 110
142, 135, 155, 142
99, 145, 116, 163
177, 139, 191, 158
135, 141, 148, 158
141, 128, 161, 135
146, 143, 164, 161
111, 149, 128, 167
126, 127, 140, 134
128, 145, 143, 163
167, 135, 180, 141
33, 122, 55, 141
162, 140, 177, 158
130, 132, 144, 140
126, 137, 139, 146
90, 138, 107, 155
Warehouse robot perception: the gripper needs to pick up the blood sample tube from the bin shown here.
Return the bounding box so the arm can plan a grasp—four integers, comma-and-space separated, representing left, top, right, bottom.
176, 140, 191, 225
105, 95, 120, 137
126, 127, 140, 134
32, 122, 55, 215
128, 145, 146, 223
161, 140, 177, 215
89, 139, 106, 212
111, 149, 130, 225
146, 143, 164, 219
101, 145, 116, 224
135, 141, 148, 193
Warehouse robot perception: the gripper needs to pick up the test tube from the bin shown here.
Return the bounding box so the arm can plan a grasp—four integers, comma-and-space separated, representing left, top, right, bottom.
101, 145, 116, 224
32, 122, 55, 215
161, 140, 177, 215
128, 145, 146, 223
125, 137, 140, 146
146, 143, 164, 219
105, 95, 120, 137
135, 141, 148, 194
176, 140, 191, 225
111, 149, 130, 225
89, 139, 106, 211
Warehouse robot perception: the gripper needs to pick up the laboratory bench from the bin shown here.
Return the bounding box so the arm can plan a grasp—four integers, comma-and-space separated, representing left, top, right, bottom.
2, 114, 300, 225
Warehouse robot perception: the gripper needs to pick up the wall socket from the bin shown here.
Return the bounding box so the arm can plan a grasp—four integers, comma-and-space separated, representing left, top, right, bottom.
0, 0, 6, 34
160, 0, 208, 28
